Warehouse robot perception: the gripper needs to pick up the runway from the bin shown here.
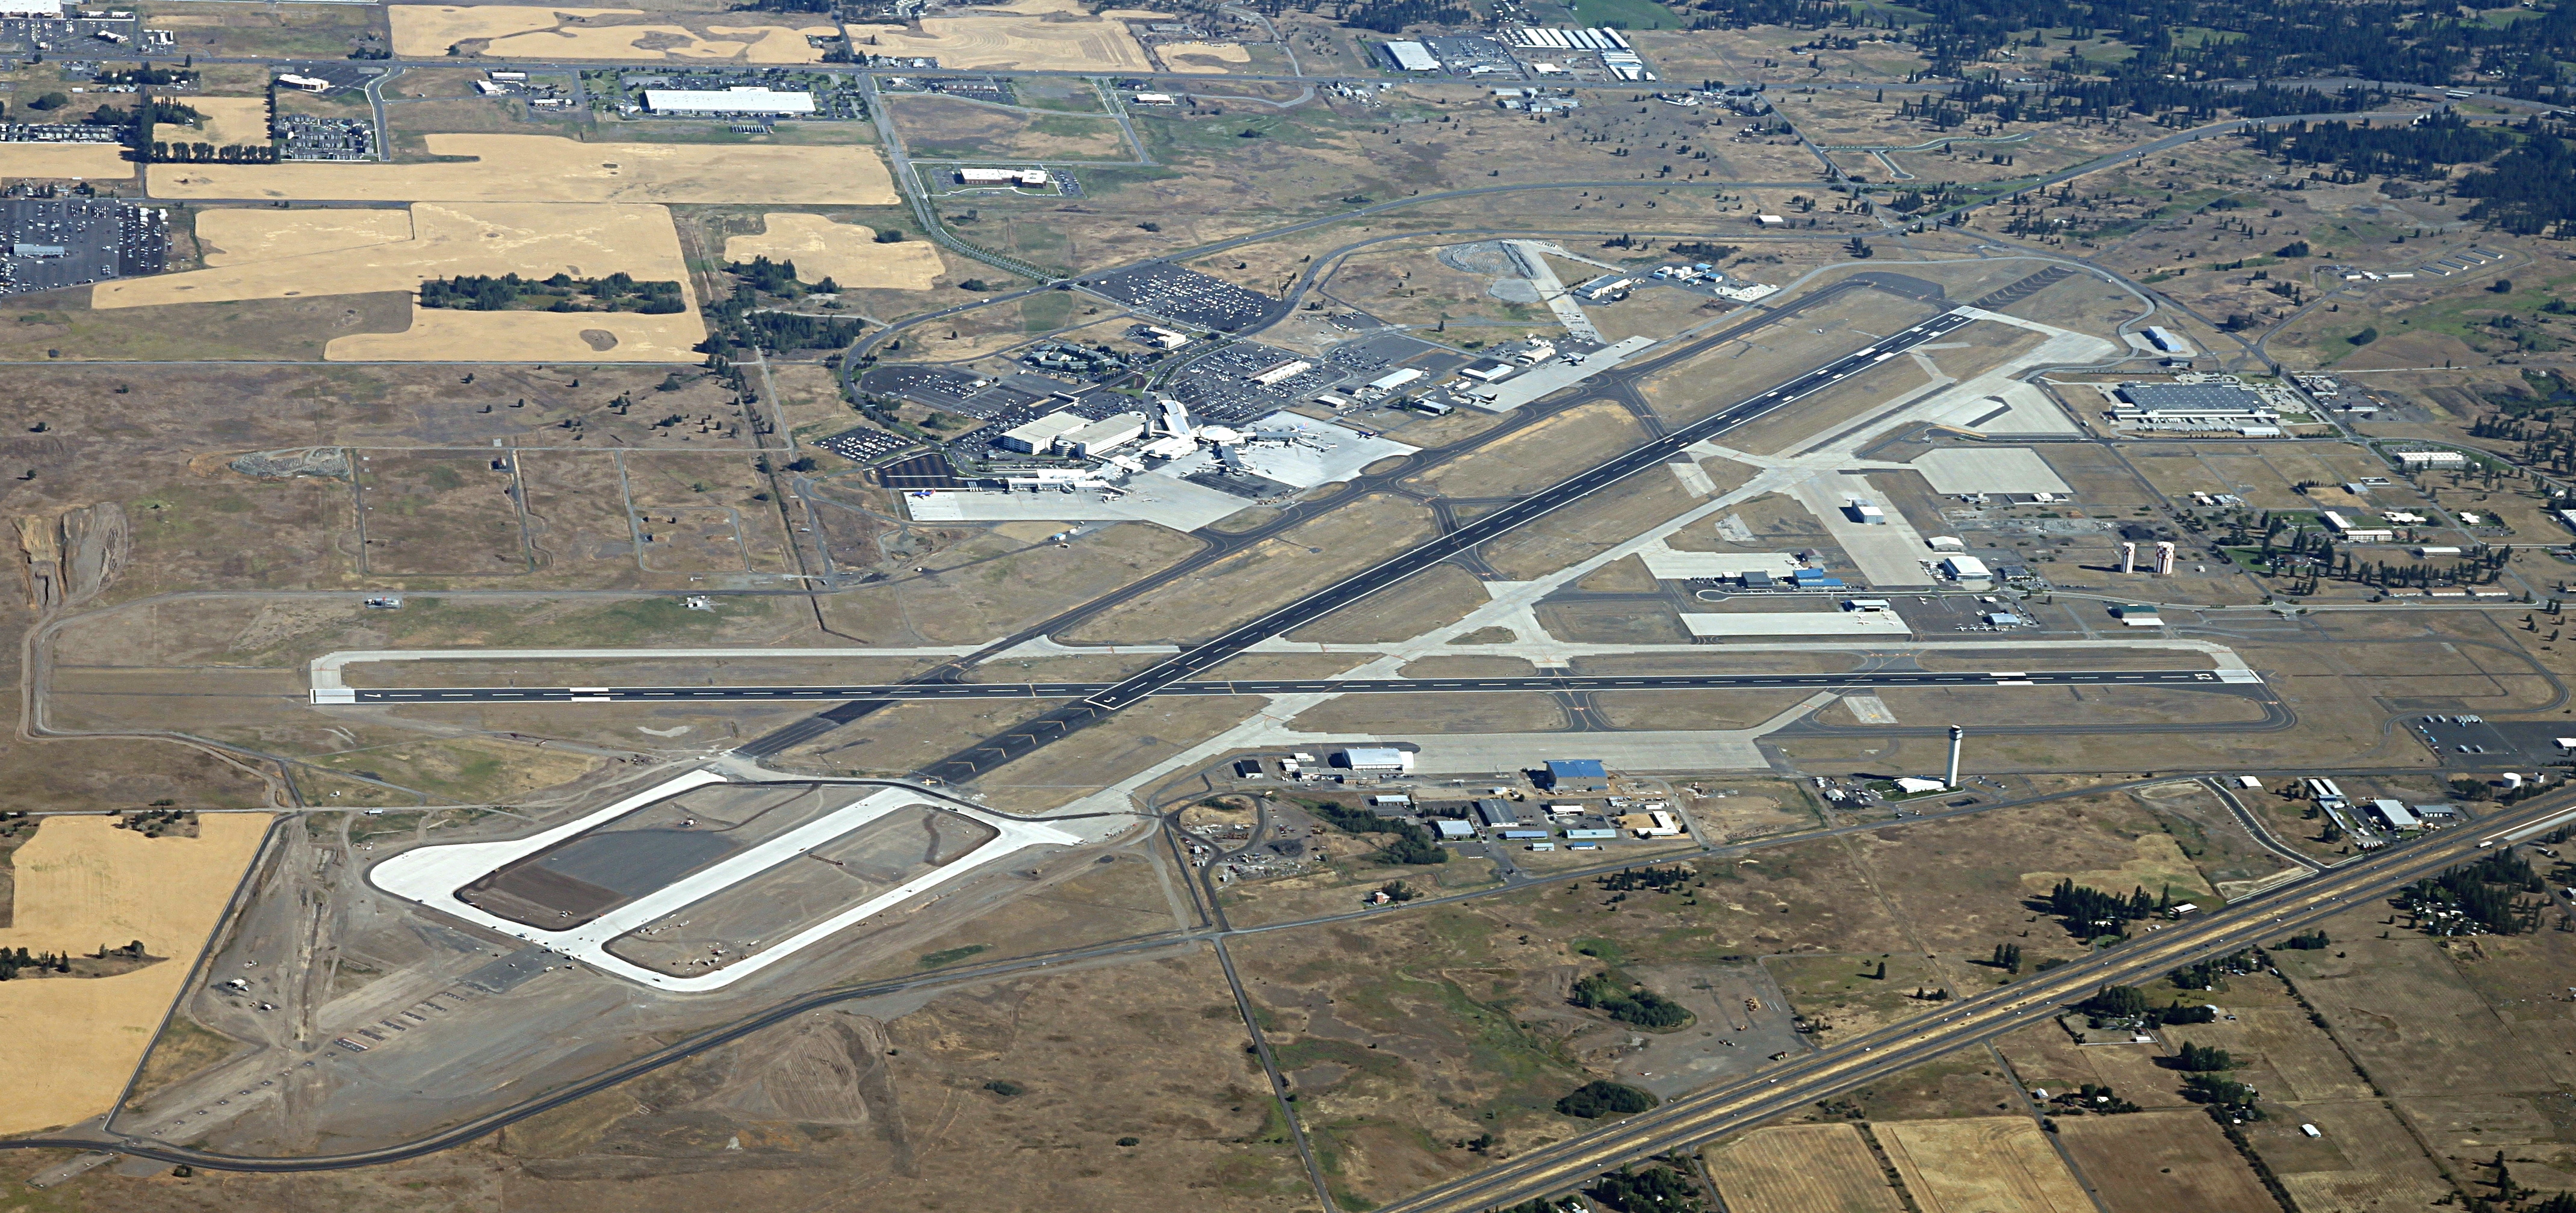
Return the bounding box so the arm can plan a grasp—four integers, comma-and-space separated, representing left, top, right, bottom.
762, 306, 1986, 767
345, 667, 2246, 703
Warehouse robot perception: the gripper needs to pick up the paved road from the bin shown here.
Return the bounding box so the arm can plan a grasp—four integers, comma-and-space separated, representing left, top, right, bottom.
1368, 794, 2576, 1213
351, 668, 2240, 703
767, 307, 1979, 770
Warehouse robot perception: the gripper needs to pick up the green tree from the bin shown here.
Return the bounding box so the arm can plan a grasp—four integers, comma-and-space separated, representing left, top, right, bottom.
1556, 1081, 1658, 1119
2350, 326, 2380, 346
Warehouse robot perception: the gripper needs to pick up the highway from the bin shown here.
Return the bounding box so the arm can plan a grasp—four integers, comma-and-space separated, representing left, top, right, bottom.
349, 668, 2240, 703
785, 307, 1981, 771
1366, 796, 2576, 1213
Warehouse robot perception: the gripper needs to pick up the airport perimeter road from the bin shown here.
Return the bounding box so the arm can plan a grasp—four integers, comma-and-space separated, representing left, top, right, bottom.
350, 668, 2241, 704
1371, 797, 2576, 1213
828, 309, 1980, 776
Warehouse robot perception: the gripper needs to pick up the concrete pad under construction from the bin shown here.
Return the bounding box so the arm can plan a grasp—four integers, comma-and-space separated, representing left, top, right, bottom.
1680, 610, 1911, 639
1788, 473, 1936, 587
1909, 447, 2072, 495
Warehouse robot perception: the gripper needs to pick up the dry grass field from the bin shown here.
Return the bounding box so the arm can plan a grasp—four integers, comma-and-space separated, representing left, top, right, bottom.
182, 96, 274, 149
1878, 1117, 2093, 1213
721, 212, 945, 289
1704, 1123, 1907, 1213
2054, 1110, 2273, 1213
96, 202, 710, 362
196, 206, 413, 267
848, 0, 1163, 72
97, 202, 692, 309
0, 813, 271, 1135
150, 134, 897, 205
1157, 40, 1250, 72
390, 5, 835, 61
890, 93, 1134, 161
0, 142, 135, 181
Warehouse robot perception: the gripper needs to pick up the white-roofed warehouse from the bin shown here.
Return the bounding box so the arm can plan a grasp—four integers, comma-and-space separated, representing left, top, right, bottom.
642, 87, 816, 115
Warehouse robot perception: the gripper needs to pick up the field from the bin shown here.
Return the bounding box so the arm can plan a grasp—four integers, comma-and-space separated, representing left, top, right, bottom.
390, 5, 836, 61
1877, 1117, 2093, 1213
0, 813, 272, 1135
720, 212, 946, 289
0, 142, 135, 181
181, 96, 274, 149
96, 203, 693, 310
891, 94, 1135, 161
196, 207, 413, 267
96, 202, 708, 362
149, 134, 898, 205
1704, 1123, 1906, 1213
2053, 1111, 2273, 1213
1158, 40, 1252, 72
848, 0, 1157, 72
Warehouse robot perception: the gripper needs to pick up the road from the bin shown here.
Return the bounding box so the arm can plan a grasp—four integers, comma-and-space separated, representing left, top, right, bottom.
1367, 794, 2576, 1213
347, 668, 2242, 703
781, 307, 1980, 771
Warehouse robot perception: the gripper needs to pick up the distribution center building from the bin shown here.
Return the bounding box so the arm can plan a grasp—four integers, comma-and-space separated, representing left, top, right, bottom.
640, 87, 817, 116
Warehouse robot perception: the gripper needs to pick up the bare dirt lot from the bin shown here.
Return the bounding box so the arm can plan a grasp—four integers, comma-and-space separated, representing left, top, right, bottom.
149, 135, 898, 205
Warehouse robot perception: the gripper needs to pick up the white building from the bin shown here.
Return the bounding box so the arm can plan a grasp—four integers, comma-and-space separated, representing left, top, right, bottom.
1337, 747, 1414, 773
1940, 555, 1992, 586
1060, 412, 1147, 457
0, 0, 64, 15
1381, 41, 1439, 72
1755, 214, 1786, 227
2320, 510, 2395, 543
1132, 91, 1178, 105
1248, 359, 1312, 386
277, 74, 333, 93
996, 413, 1088, 454
641, 87, 816, 116
958, 167, 1051, 187
2395, 450, 2467, 469
1364, 367, 1425, 394
1926, 535, 1966, 552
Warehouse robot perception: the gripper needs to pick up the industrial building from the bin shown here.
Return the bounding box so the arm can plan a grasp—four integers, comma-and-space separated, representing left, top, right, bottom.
957, 167, 1051, 187
1472, 798, 1519, 828
2395, 450, 2467, 469
2141, 325, 2193, 356
1381, 40, 1440, 71
1940, 555, 1992, 587
640, 87, 816, 116
1336, 747, 1414, 773
2114, 604, 2163, 626
2108, 381, 2279, 434
1539, 758, 1607, 789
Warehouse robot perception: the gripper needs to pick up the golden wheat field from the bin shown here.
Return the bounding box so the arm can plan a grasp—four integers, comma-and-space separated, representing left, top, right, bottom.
0, 814, 271, 1135
722, 212, 946, 289
149, 134, 898, 205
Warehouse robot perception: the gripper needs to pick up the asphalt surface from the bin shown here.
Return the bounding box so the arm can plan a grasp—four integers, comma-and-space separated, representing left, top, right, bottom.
1367, 794, 2576, 1213
352, 668, 2238, 703
785, 307, 1980, 773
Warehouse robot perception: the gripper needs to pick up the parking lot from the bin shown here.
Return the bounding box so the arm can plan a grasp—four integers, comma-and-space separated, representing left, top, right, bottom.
814, 427, 915, 463
1079, 262, 1277, 332
276, 114, 372, 161
0, 198, 164, 296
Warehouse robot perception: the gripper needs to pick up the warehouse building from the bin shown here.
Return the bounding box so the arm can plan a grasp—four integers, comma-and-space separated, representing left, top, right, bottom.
2395, 450, 2467, 469
1336, 747, 1414, 773
958, 167, 1051, 186
1381, 40, 1440, 71
1472, 798, 1519, 829
641, 87, 816, 116
1539, 758, 1607, 790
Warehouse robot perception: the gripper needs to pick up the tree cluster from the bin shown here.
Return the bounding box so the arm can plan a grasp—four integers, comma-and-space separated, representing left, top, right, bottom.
1555, 1081, 1658, 1120
1301, 801, 1451, 866
419, 272, 686, 315
1570, 972, 1692, 1028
